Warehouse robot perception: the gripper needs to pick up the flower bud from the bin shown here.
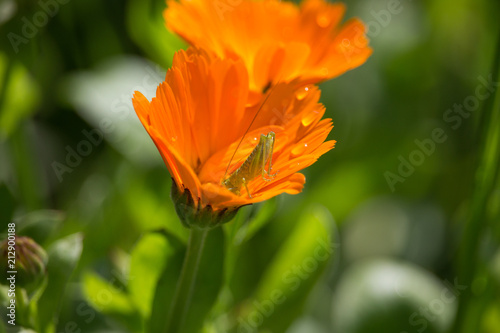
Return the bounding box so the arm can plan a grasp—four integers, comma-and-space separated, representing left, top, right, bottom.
170, 180, 241, 229
0, 236, 48, 289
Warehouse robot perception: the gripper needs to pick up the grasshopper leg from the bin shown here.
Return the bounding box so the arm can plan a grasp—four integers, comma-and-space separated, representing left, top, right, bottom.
242, 177, 252, 198
261, 134, 278, 181
262, 153, 278, 181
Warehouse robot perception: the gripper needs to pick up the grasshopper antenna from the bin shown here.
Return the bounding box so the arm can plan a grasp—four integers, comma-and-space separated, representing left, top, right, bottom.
223, 80, 281, 181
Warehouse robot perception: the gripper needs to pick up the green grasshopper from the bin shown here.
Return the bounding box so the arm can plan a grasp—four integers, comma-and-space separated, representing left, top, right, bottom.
221, 81, 283, 198
222, 131, 278, 198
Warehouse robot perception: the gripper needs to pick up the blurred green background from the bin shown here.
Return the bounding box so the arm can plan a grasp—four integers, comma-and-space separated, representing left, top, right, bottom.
0, 0, 499, 332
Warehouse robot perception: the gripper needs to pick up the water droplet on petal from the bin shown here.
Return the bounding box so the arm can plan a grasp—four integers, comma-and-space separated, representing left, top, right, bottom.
295, 86, 310, 100
291, 143, 309, 157
301, 110, 319, 127
289, 162, 300, 170
171, 136, 178, 142
317, 14, 331, 28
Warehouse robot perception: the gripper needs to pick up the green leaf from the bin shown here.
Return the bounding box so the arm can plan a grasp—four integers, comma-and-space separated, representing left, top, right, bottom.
483, 301, 500, 333
7, 124, 45, 210
63, 56, 167, 167
233, 199, 278, 245
129, 232, 175, 319
332, 259, 454, 333
124, 174, 186, 241
452, 33, 500, 333
306, 163, 375, 224
224, 200, 278, 292
0, 327, 37, 333
82, 271, 142, 332
149, 232, 185, 332
237, 204, 335, 333
0, 53, 40, 139
0, 183, 16, 226
36, 233, 83, 333
126, 0, 186, 69
14, 210, 65, 246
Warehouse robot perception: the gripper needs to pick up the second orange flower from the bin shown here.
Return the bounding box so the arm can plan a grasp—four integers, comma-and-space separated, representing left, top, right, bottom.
164, 0, 372, 93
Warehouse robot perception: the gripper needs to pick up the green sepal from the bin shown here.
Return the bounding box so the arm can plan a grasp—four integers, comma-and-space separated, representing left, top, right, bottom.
170, 179, 243, 229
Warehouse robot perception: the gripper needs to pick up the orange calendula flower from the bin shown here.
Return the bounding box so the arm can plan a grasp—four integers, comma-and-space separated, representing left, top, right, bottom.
132, 48, 334, 227
164, 0, 372, 93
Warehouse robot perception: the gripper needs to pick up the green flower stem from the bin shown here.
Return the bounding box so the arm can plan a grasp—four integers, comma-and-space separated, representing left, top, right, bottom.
163, 227, 209, 333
